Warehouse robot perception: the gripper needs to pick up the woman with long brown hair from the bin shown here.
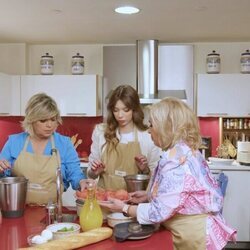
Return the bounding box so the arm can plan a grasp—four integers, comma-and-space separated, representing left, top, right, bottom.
87, 85, 161, 190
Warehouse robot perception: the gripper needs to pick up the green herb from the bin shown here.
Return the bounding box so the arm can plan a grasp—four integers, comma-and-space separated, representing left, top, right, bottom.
57, 226, 74, 232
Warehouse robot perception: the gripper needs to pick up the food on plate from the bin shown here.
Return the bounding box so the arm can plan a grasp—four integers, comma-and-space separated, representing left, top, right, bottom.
75, 188, 129, 201
20, 227, 113, 250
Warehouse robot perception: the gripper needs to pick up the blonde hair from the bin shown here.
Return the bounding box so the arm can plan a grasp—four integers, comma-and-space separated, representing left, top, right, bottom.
22, 93, 62, 136
149, 97, 201, 150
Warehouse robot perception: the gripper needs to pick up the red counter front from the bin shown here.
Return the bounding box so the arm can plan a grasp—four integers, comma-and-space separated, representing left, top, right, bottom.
0, 206, 173, 250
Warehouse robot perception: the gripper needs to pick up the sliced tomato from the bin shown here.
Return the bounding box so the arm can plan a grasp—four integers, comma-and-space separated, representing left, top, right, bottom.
106, 190, 116, 199
75, 189, 88, 199
114, 189, 129, 200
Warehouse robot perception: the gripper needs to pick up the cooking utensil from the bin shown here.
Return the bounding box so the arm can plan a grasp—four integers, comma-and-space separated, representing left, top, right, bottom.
74, 139, 83, 149
124, 174, 150, 192
113, 222, 155, 242
0, 177, 28, 218
70, 134, 78, 145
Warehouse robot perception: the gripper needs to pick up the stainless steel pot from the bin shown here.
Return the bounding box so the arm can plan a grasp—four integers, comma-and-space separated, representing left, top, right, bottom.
124, 174, 150, 192
0, 177, 28, 218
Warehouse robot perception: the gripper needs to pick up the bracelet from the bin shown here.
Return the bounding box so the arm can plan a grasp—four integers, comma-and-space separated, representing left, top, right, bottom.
122, 204, 130, 217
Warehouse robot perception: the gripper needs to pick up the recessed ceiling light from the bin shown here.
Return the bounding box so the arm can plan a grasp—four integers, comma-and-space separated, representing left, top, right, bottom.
115, 6, 140, 15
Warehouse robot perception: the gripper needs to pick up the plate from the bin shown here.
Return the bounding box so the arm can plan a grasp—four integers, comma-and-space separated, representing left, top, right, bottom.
113, 222, 155, 242
129, 233, 153, 240
208, 157, 234, 166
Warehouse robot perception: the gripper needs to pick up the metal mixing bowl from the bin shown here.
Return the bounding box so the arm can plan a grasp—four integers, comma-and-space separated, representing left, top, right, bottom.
124, 174, 150, 192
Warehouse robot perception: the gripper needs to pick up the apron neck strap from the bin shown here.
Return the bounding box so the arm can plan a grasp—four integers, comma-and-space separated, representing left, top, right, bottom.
134, 127, 138, 142
23, 135, 55, 151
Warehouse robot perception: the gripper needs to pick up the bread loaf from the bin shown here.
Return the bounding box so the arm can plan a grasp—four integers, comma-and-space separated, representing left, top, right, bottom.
19, 227, 112, 250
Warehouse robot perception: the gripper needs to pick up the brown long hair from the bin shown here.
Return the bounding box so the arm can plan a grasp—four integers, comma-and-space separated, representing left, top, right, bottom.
104, 85, 147, 152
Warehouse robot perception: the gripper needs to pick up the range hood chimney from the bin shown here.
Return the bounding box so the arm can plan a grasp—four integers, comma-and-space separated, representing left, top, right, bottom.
136, 40, 187, 104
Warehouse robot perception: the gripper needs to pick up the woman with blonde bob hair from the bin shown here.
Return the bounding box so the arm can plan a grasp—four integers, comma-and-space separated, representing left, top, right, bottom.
149, 96, 201, 151
0, 93, 87, 205
22, 92, 62, 136
101, 97, 236, 250
88, 85, 161, 190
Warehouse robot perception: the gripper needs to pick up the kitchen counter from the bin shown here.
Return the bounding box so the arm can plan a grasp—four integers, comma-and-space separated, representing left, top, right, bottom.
208, 161, 250, 171
0, 206, 173, 250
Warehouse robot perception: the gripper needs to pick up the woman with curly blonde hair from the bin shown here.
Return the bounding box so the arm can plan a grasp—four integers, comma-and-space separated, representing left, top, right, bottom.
101, 97, 236, 250
87, 85, 161, 190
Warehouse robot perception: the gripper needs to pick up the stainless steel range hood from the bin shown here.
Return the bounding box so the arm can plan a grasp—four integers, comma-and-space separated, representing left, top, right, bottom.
136, 40, 186, 104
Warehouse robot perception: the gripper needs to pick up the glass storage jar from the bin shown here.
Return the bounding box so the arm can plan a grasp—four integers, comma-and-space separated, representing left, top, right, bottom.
40, 53, 54, 75
71, 53, 84, 75
206, 50, 220, 74
240, 49, 250, 74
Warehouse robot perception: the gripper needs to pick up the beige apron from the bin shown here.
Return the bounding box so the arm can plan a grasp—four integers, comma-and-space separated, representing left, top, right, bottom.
12, 136, 59, 205
162, 214, 207, 250
98, 128, 141, 190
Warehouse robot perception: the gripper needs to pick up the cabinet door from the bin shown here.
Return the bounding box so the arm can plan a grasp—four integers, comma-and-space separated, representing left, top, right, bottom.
222, 171, 250, 241
0, 73, 20, 115
197, 74, 250, 116
21, 75, 103, 116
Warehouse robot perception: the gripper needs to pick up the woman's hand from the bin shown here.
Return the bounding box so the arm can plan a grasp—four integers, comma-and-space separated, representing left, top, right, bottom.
90, 160, 105, 176
129, 190, 148, 204
99, 197, 125, 213
135, 155, 150, 174
0, 159, 11, 173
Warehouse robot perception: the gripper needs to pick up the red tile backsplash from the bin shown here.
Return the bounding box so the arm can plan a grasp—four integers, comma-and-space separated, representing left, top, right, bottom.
0, 116, 103, 157
0, 116, 219, 158
199, 117, 220, 156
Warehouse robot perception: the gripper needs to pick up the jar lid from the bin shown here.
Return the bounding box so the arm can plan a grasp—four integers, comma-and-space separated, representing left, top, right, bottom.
41, 53, 53, 58
207, 50, 220, 56
241, 49, 250, 56
72, 53, 84, 58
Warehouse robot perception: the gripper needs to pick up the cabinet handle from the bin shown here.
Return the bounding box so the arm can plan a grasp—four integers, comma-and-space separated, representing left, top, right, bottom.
0, 112, 10, 116
66, 113, 87, 116
206, 113, 228, 116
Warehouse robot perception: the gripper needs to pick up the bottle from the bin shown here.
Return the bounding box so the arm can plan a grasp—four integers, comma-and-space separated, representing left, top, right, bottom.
240, 49, 250, 74
206, 50, 220, 74
79, 182, 103, 231
71, 53, 84, 75
40, 53, 54, 75
45, 202, 56, 225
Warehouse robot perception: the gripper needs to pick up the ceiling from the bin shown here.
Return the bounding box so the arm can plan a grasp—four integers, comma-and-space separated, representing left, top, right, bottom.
1, 0, 250, 44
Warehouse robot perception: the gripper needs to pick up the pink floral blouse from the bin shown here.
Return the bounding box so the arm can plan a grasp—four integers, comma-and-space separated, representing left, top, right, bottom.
137, 141, 236, 250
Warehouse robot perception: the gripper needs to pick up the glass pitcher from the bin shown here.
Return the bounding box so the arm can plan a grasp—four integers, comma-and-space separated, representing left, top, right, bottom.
79, 182, 103, 231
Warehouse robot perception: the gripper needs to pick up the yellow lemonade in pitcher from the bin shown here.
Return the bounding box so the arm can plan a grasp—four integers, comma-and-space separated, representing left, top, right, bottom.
79, 183, 103, 231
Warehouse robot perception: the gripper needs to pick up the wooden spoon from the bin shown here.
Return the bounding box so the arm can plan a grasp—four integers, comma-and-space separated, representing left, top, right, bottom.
74, 139, 83, 149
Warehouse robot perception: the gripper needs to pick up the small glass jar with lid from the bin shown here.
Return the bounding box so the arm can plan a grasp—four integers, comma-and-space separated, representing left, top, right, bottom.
240, 49, 250, 74
40, 53, 54, 75
71, 53, 84, 75
206, 50, 221, 74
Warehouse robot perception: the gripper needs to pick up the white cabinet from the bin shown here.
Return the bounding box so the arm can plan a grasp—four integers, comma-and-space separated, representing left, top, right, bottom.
21, 75, 103, 116
158, 45, 194, 109
221, 170, 250, 241
197, 74, 250, 117
211, 166, 250, 241
0, 73, 20, 116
